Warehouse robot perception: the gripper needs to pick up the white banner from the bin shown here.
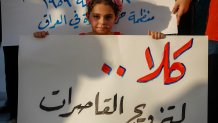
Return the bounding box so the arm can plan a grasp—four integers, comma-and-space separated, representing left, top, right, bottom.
2, 0, 177, 46
18, 35, 207, 123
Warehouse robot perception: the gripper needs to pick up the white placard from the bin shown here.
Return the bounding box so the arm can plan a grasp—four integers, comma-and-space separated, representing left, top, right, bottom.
18, 35, 207, 123
2, 0, 177, 46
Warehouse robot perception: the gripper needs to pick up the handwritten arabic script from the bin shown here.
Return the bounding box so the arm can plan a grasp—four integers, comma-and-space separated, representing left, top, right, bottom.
40, 89, 186, 123
38, 0, 155, 31
100, 39, 193, 84
137, 38, 193, 84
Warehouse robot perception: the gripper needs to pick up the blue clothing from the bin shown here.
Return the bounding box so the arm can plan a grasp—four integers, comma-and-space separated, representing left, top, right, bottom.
209, 40, 218, 55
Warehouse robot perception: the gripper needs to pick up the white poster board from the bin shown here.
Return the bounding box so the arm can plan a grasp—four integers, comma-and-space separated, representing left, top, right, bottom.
18, 35, 208, 123
2, 0, 177, 46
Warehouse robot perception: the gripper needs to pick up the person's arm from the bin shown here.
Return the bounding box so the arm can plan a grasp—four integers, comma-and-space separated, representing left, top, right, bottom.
172, 0, 192, 25
148, 30, 165, 40
33, 31, 49, 38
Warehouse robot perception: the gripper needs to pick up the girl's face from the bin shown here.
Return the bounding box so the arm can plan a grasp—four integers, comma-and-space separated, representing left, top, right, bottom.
87, 3, 117, 35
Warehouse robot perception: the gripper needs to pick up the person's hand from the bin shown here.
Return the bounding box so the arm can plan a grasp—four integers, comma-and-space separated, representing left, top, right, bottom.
33, 31, 49, 38
148, 30, 165, 40
172, 0, 192, 25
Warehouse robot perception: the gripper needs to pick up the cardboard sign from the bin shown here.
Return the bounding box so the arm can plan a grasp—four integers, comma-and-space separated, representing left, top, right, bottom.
18, 35, 207, 123
1, 0, 177, 46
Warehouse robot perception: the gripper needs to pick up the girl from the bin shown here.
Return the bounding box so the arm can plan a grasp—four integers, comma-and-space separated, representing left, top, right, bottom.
34, 0, 165, 39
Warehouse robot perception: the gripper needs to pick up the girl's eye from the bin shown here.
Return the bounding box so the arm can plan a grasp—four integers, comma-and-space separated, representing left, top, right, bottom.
93, 15, 100, 19
105, 15, 113, 20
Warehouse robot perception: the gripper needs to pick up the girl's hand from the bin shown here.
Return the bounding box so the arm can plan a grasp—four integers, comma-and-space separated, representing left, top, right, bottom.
33, 31, 49, 38
148, 30, 165, 40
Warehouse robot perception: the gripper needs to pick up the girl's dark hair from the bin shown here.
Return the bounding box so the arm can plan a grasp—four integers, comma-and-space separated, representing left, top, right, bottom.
87, 0, 120, 16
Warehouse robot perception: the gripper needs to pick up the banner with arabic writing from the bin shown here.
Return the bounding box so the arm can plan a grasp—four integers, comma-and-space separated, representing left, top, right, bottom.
1, 0, 177, 46
18, 35, 207, 123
